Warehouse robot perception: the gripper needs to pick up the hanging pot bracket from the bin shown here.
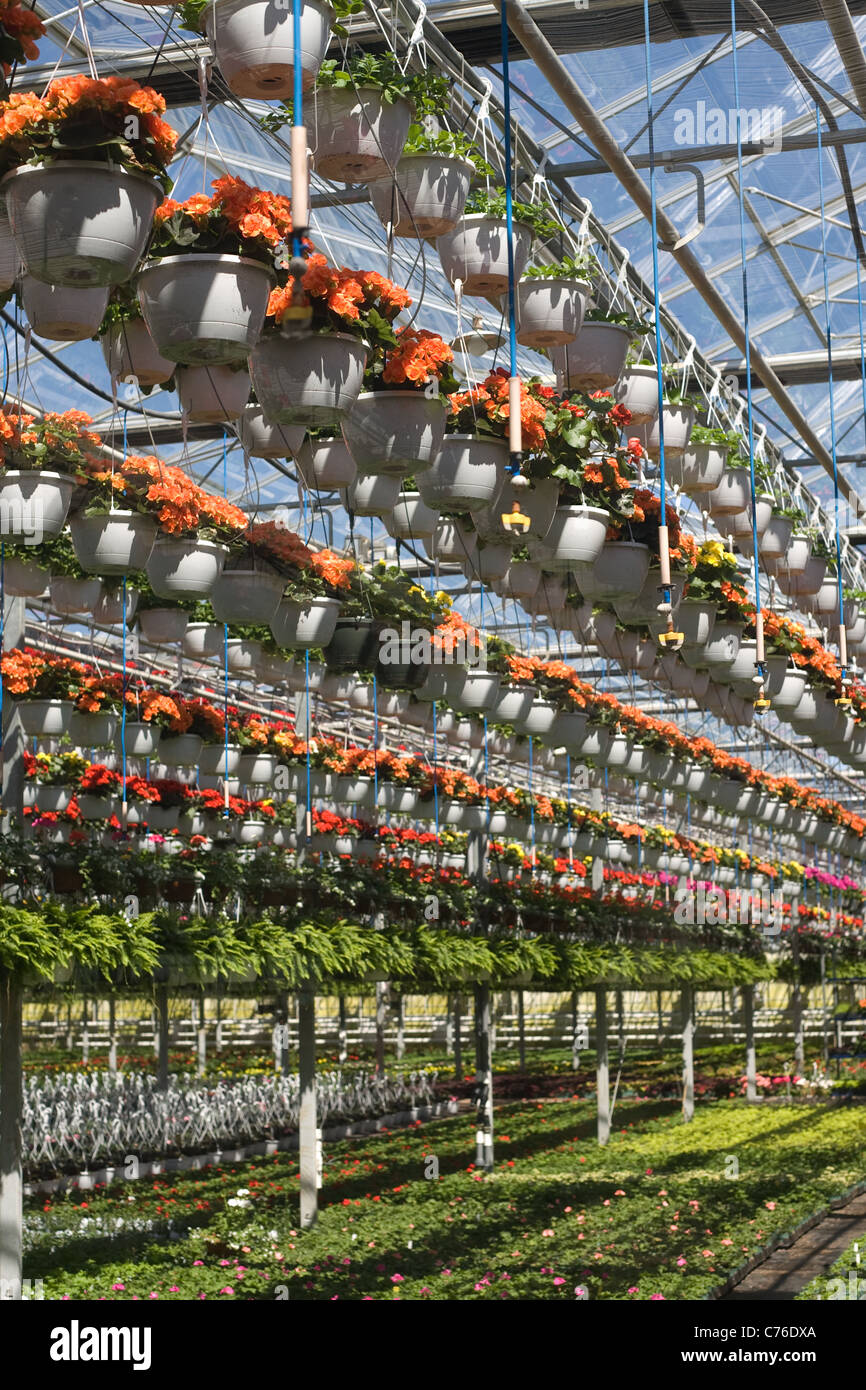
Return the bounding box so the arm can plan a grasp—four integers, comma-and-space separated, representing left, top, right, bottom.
657, 164, 706, 251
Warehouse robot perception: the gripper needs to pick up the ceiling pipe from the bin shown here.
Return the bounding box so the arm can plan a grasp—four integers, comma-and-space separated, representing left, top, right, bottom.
820, 0, 866, 117
489, 0, 865, 513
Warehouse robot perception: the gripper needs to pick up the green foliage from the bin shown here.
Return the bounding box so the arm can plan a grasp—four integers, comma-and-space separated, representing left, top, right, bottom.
463, 187, 561, 240
522, 251, 598, 282
401, 123, 490, 172
584, 307, 653, 336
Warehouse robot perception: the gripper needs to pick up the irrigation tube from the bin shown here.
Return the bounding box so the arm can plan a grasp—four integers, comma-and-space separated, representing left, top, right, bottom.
488, 0, 865, 513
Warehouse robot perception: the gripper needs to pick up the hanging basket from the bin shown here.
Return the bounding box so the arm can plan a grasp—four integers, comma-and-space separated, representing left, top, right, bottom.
3, 161, 161, 287
333, 775, 376, 807
449, 669, 501, 713
16, 698, 73, 737
204, 0, 333, 98
137, 254, 274, 365
183, 621, 226, 660
69, 709, 117, 748
531, 504, 608, 571
226, 637, 262, 673
48, 574, 103, 614
322, 617, 376, 670
94, 585, 138, 626
632, 404, 696, 459
69, 510, 157, 576
612, 565, 683, 625
425, 516, 477, 564
210, 563, 286, 624
237, 751, 280, 785
369, 154, 473, 237
120, 720, 162, 757
146, 536, 229, 600
0, 213, 17, 290
475, 542, 512, 583
574, 539, 650, 601
376, 784, 421, 814
270, 595, 342, 650
250, 331, 368, 426
77, 793, 113, 821
437, 214, 534, 296
551, 321, 631, 392
158, 732, 204, 767
706, 466, 751, 517
515, 277, 590, 347
238, 405, 305, 460
342, 391, 446, 476
612, 364, 660, 425
776, 553, 827, 597
177, 363, 251, 424
1, 555, 48, 597
101, 316, 174, 387
311, 86, 413, 183
483, 476, 559, 542
295, 437, 357, 491
343, 471, 401, 518
137, 606, 190, 646
668, 443, 727, 494
20, 275, 109, 342
0, 469, 76, 541
386, 491, 439, 541
417, 433, 507, 511
758, 512, 794, 559
495, 561, 541, 600
199, 743, 243, 776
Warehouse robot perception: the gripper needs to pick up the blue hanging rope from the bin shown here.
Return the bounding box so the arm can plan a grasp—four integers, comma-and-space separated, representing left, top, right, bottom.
642, 0, 670, 609
222, 427, 230, 817
855, 255, 866, 466
730, 0, 766, 696
499, 0, 523, 480
815, 106, 847, 685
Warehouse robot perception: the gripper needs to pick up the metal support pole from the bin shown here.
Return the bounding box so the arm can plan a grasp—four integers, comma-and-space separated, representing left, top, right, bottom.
596, 987, 610, 1146
820, 0, 866, 118
744, 983, 757, 1101
517, 988, 526, 1071
155, 982, 169, 1092
394, 989, 405, 1061
81, 997, 89, 1067
375, 980, 387, 1074
453, 991, 463, 1081
338, 993, 347, 1065
298, 984, 317, 1229
197, 994, 207, 1079
791, 927, 804, 1075
0, 970, 22, 1300
474, 983, 494, 1170
215, 992, 223, 1053
682, 987, 695, 1122
108, 996, 117, 1074
571, 990, 580, 1071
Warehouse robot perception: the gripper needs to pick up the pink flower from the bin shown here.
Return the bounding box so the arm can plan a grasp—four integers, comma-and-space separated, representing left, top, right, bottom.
627, 1286, 638, 1294
702, 1249, 714, 1258
542, 1228, 555, 1237
169, 1286, 179, 1292
111, 1283, 124, 1291
553, 1277, 566, 1286
614, 1189, 625, 1196
676, 1258, 687, 1267
765, 1201, 776, 1210
193, 1260, 203, 1267
650, 1293, 666, 1300
219, 1286, 235, 1295
390, 1274, 404, 1283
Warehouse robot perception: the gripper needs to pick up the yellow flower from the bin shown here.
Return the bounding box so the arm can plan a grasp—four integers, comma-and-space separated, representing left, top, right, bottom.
434, 590, 452, 607
407, 584, 425, 597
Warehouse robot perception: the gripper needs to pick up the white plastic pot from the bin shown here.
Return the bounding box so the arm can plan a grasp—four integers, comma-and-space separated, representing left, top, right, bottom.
386, 491, 439, 541
758, 512, 794, 560
612, 566, 683, 625
480, 476, 559, 543
633, 404, 695, 459
158, 733, 203, 767
204, 0, 332, 98
515, 277, 590, 347
418, 433, 507, 511
210, 564, 286, 624
20, 275, 108, 341
425, 517, 477, 563
15, 699, 72, 737
69, 510, 157, 576
722, 495, 773, 543
199, 744, 243, 776
343, 471, 401, 517
667, 444, 727, 495
137, 254, 274, 365
436, 215, 534, 296
776, 553, 827, 597
342, 391, 446, 476
101, 316, 174, 387
177, 363, 250, 424
574, 539, 650, 601
0, 469, 76, 541
311, 86, 412, 182
495, 562, 540, 600
0, 555, 48, 596
146, 537, 229, 600
475, 542, 512, 582
531, 504, 608, 571
121, 720, 161, 758
0, 214, 17, 290
3, 161, 161, 287
226, 638, 262, 673
270, 595, 342, 649
613, 364, 661, 426
237, 751, 280, 784
182, 622, 225, 660
449, 669, 501, 713
707, 467, 751, 517
551, 322, 631, 392
776, 533, 810, 575
48, 575, 103, 614
369, 154, 473, 237
250, 331, 368, 426
295, 437, 357, 491
238, 405, 305, 460
94, 585, 137, 626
